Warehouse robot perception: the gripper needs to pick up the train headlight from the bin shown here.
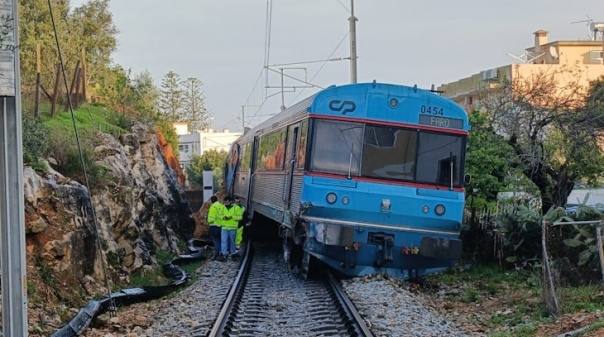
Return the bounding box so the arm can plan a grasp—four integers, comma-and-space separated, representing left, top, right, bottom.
422, 205, 430, 213
326, 192, 337, 204
341, 196, 350, 205
389, 98, 399, 108
434, 204, 446, 216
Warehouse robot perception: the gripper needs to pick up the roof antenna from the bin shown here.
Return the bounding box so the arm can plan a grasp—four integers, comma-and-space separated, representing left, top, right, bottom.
430, 84, 444, 94
413, 84, 417, 93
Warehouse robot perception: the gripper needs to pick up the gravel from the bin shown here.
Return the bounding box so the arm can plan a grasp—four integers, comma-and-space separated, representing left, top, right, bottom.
82, 253, 470, 337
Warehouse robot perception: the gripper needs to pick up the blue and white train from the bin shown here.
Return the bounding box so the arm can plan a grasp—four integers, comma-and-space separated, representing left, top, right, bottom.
225, 81, 470, 279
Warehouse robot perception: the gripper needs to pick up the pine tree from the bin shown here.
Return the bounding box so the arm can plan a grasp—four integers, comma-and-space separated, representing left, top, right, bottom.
182, 77, 210, 133
159, 71, 183, 122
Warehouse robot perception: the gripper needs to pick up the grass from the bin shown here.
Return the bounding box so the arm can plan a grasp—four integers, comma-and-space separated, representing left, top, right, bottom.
425, 263, 604, 337
559, 284, 604, 313
43, 103, 129, 137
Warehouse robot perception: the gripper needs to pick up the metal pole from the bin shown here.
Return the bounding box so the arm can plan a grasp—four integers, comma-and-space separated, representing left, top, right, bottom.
349, 0, 358, 83
241, 105, 245, 130
280, 68, 285, 111
596, 224, 604, 285
0, 0, 28, 335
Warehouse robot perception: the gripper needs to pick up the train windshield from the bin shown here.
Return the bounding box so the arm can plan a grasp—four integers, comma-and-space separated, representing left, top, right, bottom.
309, 120, 362, 176
310, 120, 466, 187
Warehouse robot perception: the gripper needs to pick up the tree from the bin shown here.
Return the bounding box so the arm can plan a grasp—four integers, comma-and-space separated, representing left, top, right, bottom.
187, 149, 228, 190
68, 0, 118, 91
482, 66, 604, 213
18, 0, 118, 104
159, 71, 183, 122
96, 65, 134, 112
465, 110, 515, 201
18, 0, 71, 94
182, 77, 211, 132
132, 70, 160, 117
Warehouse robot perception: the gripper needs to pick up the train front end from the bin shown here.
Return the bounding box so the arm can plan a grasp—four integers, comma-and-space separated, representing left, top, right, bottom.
300, 83, 470, 279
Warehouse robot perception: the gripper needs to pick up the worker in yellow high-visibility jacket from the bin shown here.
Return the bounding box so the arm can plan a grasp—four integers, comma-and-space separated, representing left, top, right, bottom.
207, 195, 224, 260
220, 196, 242, 260
234, 196, 246, 249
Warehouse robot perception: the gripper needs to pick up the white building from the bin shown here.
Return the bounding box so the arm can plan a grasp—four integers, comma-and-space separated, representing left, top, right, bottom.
175, 126, 243, 168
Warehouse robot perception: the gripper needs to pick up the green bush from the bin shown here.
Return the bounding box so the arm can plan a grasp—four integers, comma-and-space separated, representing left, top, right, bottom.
22, 113, 49, 166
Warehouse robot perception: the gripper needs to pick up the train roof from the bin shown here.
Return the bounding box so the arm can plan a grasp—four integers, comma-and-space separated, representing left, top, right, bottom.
237, 82, 468, 143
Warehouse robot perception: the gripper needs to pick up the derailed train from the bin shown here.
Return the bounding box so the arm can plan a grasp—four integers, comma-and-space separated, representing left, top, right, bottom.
225, 82, 470, 279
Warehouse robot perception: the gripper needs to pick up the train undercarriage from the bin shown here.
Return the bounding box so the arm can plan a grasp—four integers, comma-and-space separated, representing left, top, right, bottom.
250, 211, 462, 280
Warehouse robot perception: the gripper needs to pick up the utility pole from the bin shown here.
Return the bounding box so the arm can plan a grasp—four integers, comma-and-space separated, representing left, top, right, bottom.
0, 0, 28, 335
240, 105, 262, 131
349, 0, 358, 83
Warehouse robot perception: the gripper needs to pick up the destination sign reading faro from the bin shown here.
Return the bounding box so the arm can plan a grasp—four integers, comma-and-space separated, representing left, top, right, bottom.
419, 114, 463, 129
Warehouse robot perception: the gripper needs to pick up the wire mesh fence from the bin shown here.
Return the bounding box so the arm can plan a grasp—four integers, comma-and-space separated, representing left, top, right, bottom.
541, 220, 604, 316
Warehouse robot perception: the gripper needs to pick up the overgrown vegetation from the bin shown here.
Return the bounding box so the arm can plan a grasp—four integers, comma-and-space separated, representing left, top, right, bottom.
427, 262, 604, 336
456, 198, 604, 335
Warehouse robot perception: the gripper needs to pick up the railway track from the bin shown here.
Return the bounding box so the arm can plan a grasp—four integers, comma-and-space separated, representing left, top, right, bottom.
79, 241, 469, 337
208, 243, 374, 337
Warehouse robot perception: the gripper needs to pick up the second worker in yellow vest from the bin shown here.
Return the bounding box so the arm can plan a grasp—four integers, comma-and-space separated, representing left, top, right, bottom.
234, 196, 245, 249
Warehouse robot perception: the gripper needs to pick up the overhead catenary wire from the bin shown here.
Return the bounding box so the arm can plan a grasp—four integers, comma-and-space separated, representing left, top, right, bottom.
288, 32, 350, 105
240, 0, 352, 129
230, 0, 273, 131
334, 0, 351, 13
47, 0, 117, 316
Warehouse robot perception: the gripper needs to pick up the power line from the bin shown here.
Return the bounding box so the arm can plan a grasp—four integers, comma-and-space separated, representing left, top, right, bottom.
289, 32, 350, 105
334, 0, 351, 13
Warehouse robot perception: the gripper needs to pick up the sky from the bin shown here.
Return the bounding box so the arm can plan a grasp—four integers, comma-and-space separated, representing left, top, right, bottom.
69, 0, 603, 132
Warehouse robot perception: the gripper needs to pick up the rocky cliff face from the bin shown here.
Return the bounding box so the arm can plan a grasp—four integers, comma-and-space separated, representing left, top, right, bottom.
23, 122, 194, 334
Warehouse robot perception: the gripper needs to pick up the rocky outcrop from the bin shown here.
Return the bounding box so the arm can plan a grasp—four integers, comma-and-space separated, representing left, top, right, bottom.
24, 122, 194, 334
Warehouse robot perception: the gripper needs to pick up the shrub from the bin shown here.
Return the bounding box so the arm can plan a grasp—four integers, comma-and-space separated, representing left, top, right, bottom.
22, 113, 49, 165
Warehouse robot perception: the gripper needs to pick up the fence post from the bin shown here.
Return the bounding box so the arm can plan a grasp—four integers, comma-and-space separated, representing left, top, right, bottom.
542, 220, 559, 315
596, 222, 604, 285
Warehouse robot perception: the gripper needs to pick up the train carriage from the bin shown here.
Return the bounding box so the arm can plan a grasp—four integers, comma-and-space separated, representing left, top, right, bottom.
226, 81, 470, 279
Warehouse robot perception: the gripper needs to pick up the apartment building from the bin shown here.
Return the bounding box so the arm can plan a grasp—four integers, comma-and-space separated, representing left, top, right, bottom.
174, 122, 242, 168
438, 27, 604, 111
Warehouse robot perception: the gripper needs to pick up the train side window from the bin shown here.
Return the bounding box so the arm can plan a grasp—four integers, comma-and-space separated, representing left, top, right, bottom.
297, 120, 308, 170
256, 130, 287, 170
240, 142, 251, 170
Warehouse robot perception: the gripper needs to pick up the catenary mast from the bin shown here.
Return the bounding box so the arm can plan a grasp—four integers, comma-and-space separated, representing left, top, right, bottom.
0, 0, 28, 335
349, 0, 358, 83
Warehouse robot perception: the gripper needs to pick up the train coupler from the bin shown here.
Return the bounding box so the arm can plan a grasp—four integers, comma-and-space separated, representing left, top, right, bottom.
369, 233, 394, 266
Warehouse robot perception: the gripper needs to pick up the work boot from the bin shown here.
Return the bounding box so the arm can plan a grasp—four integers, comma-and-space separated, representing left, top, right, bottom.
217, 255, 226, 262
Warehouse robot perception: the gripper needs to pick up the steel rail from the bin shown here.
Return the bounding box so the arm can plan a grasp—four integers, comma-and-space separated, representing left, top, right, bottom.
327, 272, 375, 337
207, 243, 253, 337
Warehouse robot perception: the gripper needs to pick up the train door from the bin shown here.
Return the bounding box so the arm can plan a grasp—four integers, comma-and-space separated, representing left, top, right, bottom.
282, 124, 299, 226
225, 143, 239, 195
245, 134, 260, 212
